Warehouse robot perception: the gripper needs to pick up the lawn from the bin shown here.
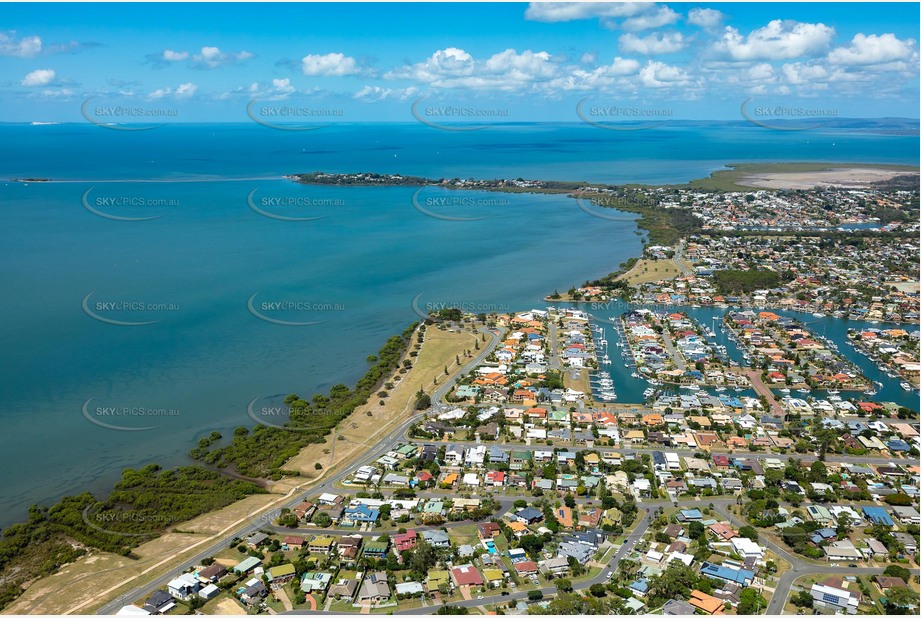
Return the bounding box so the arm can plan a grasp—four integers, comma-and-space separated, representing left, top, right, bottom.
448, 523, 481, 547
617, 258, 682, 286
573, 566, 603, 583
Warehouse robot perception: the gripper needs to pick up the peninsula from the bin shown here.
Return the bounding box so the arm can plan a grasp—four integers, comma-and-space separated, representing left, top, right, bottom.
1, 163, 917, 617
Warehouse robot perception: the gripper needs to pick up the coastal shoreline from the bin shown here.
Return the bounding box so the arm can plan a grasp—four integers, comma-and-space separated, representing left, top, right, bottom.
2, 160, 917, 613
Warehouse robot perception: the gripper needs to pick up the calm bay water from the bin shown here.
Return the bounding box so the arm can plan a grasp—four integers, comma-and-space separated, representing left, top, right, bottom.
0, 122, 917, 527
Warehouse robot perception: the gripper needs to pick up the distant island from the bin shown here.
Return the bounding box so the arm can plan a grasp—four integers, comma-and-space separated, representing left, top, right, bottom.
286, 171, 585, 192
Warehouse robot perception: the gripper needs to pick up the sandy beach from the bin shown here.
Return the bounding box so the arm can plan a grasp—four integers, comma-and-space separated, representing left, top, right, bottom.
737, 167, 919, 190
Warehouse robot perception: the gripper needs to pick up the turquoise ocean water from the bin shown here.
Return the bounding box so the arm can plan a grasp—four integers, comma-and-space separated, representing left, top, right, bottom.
0, 122, 917, 526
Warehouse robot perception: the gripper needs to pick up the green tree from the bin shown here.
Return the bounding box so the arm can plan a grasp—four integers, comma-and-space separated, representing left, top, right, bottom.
883, 565, 911, 582
808, 460, 827, 482
739, 525, 759, 540
884, 586, 918, 613
409, 539, 439, 579
791, 591, 813, 608
738, 588, 766, 614
435, 606, 470, 615
414, 391, 432, 411
647, 563, 700, 607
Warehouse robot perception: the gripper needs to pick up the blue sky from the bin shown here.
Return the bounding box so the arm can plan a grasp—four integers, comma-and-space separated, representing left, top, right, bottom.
2, 2, 919, 122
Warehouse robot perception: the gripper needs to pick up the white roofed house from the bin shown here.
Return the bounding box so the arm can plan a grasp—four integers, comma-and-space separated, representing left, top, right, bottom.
318, 492, 341, 505
381, 473, 409, 486
526, 427, 547, 440
824, 539, 863, 561
462, 472, 481, 487
167, 573, 200, 601
444, 445, 465, 465
198, 584, 220, 601
464, 445, 487, 466
395, 581, 424, 597
811, 583, 858, 614
891, 505, 920, 525
730, 537, 764, 560
664, 452, 681, 471
632, 478, 652, 498
354, 466, 377, 482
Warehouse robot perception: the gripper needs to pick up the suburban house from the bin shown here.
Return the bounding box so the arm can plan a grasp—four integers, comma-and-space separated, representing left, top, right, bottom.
450, 564, 484, 588
358, 572, 391, 603
394, 530, 418, 553
267, 563, 297, 585
327, 578, 359, 601
166, 574, 199, 601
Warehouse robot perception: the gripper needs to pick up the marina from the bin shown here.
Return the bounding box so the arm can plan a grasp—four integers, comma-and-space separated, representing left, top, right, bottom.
571, 303, 919, 409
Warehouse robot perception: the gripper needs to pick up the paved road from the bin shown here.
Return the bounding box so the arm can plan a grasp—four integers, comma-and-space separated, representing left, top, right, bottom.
287, 510, 654, 616
743, 368, 786, 417
659, 327, 686, 371
431, 324, 504, 404
97, 325, 504, 615
283, 496, 917, 616
547, 320, 561, 371
96, 413, 426, 615
672, 239, 694, 276
711, 504, 920, 615
400, 435, 907, 467
673, 239, 694, 277
265, 502, 512, 537
94, 320, 913, 615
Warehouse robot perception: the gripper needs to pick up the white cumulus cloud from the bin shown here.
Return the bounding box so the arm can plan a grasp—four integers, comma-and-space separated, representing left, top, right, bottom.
687, 8, 724, 29
483, 49, 557, 81
714, 20, 835, 61
385, 47, 475, 82
162, 49, 189, 62
638, 60, 691, 87
271, 78, 296, 94
353, 85, 419, 101
301, 52, 361, 76
193, 46, 253, 69
619, 32, 686, 55
828, 33, 918, 66
151, 46, 252, 68
1, 31, 42, 57
21, 68, 55, 86
621, 6, 679, 32
175, 82, 198, 97
149, 82, 198, 99
551, 56, 641, 90
386, 47, 557, 90
524, 2, 647, 22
